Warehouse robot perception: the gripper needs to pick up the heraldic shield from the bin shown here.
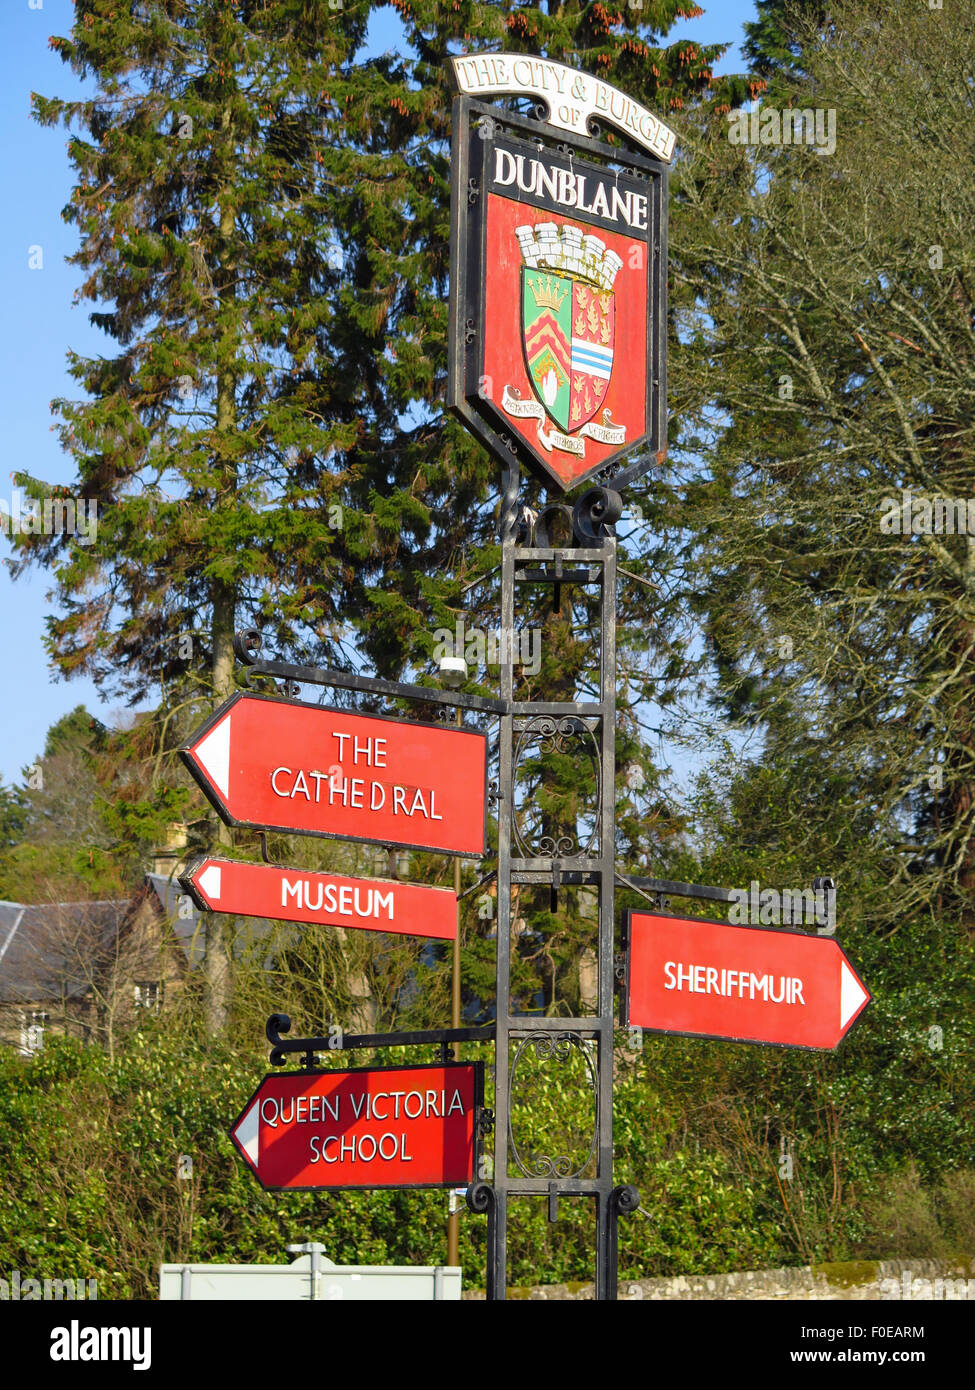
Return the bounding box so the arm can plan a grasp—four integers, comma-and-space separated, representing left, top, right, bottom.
515, 221, 623, 451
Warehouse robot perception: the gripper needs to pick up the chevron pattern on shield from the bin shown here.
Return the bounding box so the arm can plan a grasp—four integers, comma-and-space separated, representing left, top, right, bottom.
522, 268, 573, 431
516, 221, 621, 445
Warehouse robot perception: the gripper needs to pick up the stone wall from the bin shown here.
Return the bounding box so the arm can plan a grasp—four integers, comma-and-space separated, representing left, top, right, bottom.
462, 1258, 975, 1300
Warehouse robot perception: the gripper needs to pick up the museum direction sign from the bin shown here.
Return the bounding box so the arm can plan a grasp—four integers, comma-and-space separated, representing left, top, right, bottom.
447, 63, 671, 494
181, 855, 457, 940
230, 1063, 482, 1190
624, 910, 871, 1051
181, 693, 488, 856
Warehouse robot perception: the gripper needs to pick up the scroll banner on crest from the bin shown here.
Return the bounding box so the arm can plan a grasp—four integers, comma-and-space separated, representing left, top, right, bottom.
500, 385, 626, 456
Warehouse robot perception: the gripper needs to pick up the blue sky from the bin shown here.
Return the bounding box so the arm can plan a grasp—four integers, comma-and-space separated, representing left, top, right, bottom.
0, 1, 756, 787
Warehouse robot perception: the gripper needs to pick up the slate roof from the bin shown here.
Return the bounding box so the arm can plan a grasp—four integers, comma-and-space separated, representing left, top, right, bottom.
0, 874, 284, 1007
146, 873, 207, 967
0, 898, 129, 1003
145, 873, 272, 964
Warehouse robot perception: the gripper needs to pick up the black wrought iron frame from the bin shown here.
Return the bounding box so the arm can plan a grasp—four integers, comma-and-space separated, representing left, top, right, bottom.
458, 470, 638, 1300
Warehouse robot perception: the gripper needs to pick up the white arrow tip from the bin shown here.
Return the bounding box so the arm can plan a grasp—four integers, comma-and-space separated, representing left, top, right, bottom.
198, 863, 222, 902
234, 1100, 260, 1170
840, 959, 869, 1031
194, 711, 232, 799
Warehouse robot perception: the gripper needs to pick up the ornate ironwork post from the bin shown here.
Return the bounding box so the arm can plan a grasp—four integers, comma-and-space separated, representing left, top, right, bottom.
476, 481, 626, 1299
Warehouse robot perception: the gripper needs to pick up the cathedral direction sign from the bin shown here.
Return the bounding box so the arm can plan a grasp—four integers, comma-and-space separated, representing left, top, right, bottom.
180, 693, 488, 856
447, 56, 673, 493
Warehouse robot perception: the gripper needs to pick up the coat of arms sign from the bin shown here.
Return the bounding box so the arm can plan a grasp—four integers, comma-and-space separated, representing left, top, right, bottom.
448, 66, 671, 494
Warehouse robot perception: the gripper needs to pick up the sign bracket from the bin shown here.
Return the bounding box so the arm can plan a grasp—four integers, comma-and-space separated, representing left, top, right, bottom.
234, 628, 507, 717
265, 1012, 497, 1069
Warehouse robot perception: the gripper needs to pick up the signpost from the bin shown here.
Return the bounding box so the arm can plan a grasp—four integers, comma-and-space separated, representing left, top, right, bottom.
441, 56, 677, 1300
180, 856, 457, 941
205, 55, 871, 1307
623, 910, 871, 1051
180, 692, 488, 856
230, 1063, 482, 1191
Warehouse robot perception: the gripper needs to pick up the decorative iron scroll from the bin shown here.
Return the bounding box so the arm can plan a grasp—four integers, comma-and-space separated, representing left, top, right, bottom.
511, 715, 600, 860
507, 1031, 599, 1180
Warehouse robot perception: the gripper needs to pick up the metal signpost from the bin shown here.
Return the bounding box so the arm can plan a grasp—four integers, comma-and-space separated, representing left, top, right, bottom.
182, 58, 870, 1303
445, 56, 674, 1301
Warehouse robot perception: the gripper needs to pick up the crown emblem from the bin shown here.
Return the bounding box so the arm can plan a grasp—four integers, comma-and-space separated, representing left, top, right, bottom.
515, 222, 623, 291
528, 274, 569, 312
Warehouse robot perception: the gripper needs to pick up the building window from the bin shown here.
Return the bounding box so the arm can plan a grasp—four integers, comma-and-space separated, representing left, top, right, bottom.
134, 981, 162, 1013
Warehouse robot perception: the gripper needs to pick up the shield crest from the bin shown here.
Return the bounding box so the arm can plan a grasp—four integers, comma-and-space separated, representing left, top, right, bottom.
518, 221, 619, 441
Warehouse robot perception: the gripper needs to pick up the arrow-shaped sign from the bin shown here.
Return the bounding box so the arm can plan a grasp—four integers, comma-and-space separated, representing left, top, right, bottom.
180, 693, 488, 856
624, 911, 871, 1050
181, 856, 457, 940
231, 1063, 482, 1191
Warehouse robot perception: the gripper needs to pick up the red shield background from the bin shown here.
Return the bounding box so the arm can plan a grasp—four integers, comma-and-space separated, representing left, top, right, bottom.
569, 280, 615, 429
481, 194, 648, 489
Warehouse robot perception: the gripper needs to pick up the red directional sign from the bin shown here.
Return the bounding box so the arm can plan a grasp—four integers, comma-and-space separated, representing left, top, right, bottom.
181, 856, 457, 940
181, 693, 487, 856
230, 1063, 482, 1191
623, 911, 871, 1051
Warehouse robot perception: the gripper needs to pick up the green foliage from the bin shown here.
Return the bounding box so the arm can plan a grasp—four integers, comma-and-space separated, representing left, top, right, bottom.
2, 895, 972, 1298
0, 783, 29, 851
668, 0, 975, 926
7, 0, 973, 1298
0, 706, 171, 903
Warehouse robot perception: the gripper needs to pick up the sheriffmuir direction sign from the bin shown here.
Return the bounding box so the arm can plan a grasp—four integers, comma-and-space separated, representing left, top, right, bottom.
448, 56, 673, 493
623, 911, 871, 1051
